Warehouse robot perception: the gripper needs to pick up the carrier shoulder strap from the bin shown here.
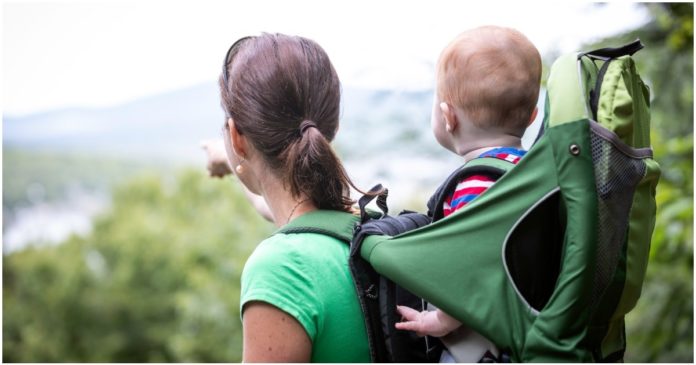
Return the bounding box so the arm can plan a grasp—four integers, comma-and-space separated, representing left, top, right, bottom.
427, 156, 517, 221
582, 39, 644, 122
276, 209, 359, 243
350, 185, 440, 362
580, 39, 643, 60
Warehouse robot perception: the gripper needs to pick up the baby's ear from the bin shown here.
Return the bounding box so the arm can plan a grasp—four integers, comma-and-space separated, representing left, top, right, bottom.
528, 107, 539, 126
440, 102, 458, 133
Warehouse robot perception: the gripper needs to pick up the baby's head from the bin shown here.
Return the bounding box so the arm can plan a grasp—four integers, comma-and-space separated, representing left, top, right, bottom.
432, 26, 541, 154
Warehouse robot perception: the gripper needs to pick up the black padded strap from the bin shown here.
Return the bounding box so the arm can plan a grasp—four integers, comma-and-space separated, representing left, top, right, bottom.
350, 212, 431, 257
359, 184, 389, 223
601, 349, 625, 363
589, 59, 613, 120
582, 39, 644, 60
427, 164, 508, 221
347, 209, 432, 362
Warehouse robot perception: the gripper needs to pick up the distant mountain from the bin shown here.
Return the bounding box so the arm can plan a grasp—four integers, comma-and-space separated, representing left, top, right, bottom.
3, 83, 443, 162
3, 83, 226, 162
3, 83, 543, 209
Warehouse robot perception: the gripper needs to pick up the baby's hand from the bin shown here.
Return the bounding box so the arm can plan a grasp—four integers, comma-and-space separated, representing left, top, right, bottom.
395, 305, 461, 338
201, 139, 232, 178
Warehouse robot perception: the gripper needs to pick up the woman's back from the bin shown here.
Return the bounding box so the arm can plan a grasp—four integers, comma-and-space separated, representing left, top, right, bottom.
241, 214, 370, 362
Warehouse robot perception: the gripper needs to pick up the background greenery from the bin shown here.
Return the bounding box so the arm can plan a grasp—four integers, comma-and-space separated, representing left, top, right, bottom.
3, 3, 693, 362
3, 170, 272, 362
585, 3, 693, 362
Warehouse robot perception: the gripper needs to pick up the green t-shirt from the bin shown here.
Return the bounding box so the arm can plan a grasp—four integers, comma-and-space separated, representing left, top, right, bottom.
240, 228, 370, 363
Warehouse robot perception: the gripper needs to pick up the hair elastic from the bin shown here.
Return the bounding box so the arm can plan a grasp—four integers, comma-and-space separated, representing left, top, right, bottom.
299, 120, 318, 134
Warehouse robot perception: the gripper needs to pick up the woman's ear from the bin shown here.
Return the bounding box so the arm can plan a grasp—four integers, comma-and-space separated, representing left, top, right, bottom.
440, 102, 458, 134
228, 118, 248, 159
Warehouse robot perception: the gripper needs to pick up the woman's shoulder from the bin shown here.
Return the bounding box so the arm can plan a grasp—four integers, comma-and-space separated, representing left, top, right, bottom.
247, 231, 346, 270
243, 209, 356, 285
264, 209, 357, 253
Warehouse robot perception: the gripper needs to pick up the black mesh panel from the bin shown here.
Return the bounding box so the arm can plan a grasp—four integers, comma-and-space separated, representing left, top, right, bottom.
589, 125, 647, 307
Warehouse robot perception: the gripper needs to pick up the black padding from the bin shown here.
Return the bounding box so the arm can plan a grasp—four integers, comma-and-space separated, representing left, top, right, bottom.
590, 59, 613, 121
380, 275, 440, 362
427, 166, 507, 221
357, 213, 432, 239
504, 191, 565, 311
601, 348, 625, 362
359, 184, 389, 223
349, 210, 440, 362
583, 39, 644, 59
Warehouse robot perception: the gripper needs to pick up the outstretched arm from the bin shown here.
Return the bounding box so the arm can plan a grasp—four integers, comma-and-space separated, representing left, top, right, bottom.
201, 139, 273, 222
240, 183, 274, 222
395, 305, 462, 338
201, 139, 233, 178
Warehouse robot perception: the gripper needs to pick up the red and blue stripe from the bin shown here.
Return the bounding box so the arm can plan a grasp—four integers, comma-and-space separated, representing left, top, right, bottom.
443, 148, 526, 217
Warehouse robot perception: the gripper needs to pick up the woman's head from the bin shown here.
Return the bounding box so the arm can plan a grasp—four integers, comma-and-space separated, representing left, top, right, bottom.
219, 33, 355, 212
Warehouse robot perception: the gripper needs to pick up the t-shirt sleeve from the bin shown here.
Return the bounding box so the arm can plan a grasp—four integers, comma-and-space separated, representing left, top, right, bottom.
240, 236, 321, 341
443, 174, 496, 216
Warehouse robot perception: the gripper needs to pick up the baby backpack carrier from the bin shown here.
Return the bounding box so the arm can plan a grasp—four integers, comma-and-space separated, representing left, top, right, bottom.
352, 39, 660, 362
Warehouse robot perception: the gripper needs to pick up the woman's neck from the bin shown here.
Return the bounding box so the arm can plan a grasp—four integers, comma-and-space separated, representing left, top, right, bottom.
258, 174, 317, 227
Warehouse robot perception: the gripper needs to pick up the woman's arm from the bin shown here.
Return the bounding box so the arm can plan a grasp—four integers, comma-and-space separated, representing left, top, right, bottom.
242, 301, 312, 362
240, 184, 274, 222
201, 139, 273, 222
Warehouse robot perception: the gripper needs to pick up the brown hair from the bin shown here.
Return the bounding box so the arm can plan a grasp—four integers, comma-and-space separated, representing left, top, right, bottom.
219, 33, 358, 212
437, 26, 541, 133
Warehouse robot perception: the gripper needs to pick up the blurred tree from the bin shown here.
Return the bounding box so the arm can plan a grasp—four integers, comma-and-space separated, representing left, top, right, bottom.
3, 4, 692, 362
3, 170, 272, 362
585, 3, 693, 362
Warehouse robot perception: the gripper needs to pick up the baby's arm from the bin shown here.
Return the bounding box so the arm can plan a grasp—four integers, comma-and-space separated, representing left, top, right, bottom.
395, 305, 462, 338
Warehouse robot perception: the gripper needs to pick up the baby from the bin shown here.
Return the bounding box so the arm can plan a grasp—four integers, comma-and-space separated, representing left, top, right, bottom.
395, 25, 541, 362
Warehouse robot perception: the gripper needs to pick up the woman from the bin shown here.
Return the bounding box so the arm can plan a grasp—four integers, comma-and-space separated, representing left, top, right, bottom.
217, 33, 371, 362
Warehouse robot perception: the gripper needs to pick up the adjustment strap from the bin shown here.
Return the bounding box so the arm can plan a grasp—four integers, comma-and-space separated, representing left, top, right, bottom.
581, 39, 644, 60
358, 184, 389, 223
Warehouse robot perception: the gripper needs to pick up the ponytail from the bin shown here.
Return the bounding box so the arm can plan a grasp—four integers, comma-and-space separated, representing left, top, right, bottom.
283, 121, 355, 211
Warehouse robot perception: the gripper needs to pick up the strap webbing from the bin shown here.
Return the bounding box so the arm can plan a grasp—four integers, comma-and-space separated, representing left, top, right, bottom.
427, 156, 517, 221
581, 39, 644, 60
276, 210, 359, 243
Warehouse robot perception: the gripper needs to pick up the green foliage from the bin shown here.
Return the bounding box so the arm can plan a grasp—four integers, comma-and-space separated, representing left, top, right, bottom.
625, 131, 694, 363
584, 3, 694, 362
3, 169, 273, 362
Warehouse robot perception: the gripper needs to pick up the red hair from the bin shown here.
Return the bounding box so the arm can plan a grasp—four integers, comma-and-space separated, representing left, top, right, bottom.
437, 26, 542, 133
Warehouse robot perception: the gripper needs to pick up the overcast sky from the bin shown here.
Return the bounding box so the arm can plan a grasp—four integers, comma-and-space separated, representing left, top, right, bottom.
3, 0, 649, 116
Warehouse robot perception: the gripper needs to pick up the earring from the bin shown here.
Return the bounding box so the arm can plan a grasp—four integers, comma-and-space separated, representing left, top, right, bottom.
235, 158, 245, 174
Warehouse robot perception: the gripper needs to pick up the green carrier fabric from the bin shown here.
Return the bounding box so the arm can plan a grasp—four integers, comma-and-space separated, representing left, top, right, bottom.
357, 40, 660, 362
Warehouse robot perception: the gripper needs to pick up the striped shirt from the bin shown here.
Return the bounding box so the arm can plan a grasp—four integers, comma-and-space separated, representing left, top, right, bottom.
443, 147, 527, 217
